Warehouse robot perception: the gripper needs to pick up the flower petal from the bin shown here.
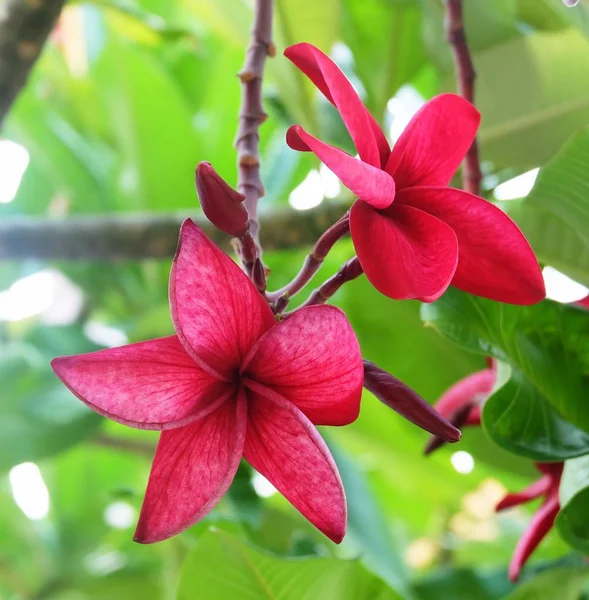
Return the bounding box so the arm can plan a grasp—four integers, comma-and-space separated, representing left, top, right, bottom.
350, 200, 458, 301
244, 389, 346, 543
51, 336, 230, 430
286, 126, 395, 209
433, 365, 497, 418
398, 187, 546, 304
170, 219, 275, 379
385, 94, 480, 189
134, 390, 246, 543
508, 493, 560, 582
496, 477, 552, 512
242, 305, 363, 426
363, 360, 460, 441
284, 43, 389, 167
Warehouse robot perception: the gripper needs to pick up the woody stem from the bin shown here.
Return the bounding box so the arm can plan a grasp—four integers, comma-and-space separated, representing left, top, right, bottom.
235, 0, 274, 288
444, 0, 482, 195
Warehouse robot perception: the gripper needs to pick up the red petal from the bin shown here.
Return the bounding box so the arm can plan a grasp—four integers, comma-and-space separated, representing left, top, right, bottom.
51, 336, 230, 430
385, 94, 480, 189
350, 200, 458, 301
433, 367, 496, 418
242, 305, 363, 426
496, 477, 552, 511
363, 360, 461, 441
170, 220, 275, 379
244, 389, 346, 543
286, 126, 395, 209
398, 187, 546, 304
284, 43, 389, 167
134, 391, 246, 543
508, 493, 560, 582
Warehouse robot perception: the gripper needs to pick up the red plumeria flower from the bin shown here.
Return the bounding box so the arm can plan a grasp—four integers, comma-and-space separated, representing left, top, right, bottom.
496, 462, 563, 582
51, 220, 363, 544
285, 43, 545, 304
424, 358, 496, 454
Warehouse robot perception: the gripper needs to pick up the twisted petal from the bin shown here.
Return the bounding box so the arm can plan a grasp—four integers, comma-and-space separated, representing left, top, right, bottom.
399, 187, 545, 304
363, 360, 460, 441
433, 365, 497, 418
508, 493, 560, 582
134, 390, 246, 543
287, 126, 395, 209
496, 477, 553, 512
170, 219, 275, 379
385, 94, 480, 189
244, 389, 346, 543
284, 42, 389, 167
51, 336, 229, 430
350, 200, 458, 301
242, 305, 363, 426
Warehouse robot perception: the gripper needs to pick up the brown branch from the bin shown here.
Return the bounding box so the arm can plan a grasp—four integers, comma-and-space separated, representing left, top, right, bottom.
0, 203, 347, 261
443, 0, 482, 195
0, 0, 66, 129
235, 0, 274, 259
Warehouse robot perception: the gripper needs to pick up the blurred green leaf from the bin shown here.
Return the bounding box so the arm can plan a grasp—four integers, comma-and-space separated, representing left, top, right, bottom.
178, 529, 401, 600
422, 289, 589, 459
501, 566, 589, 600
557, 456, 589, 553
504, 127, 589, 287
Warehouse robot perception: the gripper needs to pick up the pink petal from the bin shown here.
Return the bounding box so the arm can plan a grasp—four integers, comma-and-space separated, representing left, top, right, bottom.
433, 367, 497, 418
134, 390, 246, 543
363, 360, 461, 441
496, 477, 552, 511
385, 94, 480, 189
51, 336, 230, 430
398, 187, 546, 304
350, 200, 458, 301
241, 305, 363, 426
244, 389, 346, 543
286, 126, 395, 209
508, 493, 560, 582
170, 219, 275, 379
284, 43, 389, 168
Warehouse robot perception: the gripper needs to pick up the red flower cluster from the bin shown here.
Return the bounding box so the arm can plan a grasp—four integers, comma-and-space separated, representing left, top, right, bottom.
53, 221, 364, 543
285, 43, 545, 304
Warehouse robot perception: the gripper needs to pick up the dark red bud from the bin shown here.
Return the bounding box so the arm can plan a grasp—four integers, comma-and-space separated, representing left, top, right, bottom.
424, 402, 475, 456
363, 360, 461, 443
196, 162, 249, 238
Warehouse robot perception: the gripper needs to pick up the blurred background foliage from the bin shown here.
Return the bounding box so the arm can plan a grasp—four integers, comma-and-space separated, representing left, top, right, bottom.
2, 0, 589, 598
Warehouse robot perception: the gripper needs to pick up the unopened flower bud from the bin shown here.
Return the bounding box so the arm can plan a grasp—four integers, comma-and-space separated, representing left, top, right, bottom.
196, 162, 249, 237
363, 360, 461, 442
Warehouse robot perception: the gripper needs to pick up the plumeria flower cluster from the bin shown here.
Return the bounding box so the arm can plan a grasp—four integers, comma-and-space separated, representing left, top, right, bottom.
51, 42, 547, 545
424, 364, 563, 581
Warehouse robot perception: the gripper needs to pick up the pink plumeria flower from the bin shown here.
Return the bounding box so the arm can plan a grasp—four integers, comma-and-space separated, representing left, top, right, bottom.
285, 42, 545, 304
52, 220, 363, 543
496, 462, 563, 581
424, 358, 496, 454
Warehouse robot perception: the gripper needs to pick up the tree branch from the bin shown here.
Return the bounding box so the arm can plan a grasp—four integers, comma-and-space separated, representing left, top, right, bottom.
0, 203, 347, 261
0, 0, 65, 129
235, 0, 274, 256
444, 0, 482, 195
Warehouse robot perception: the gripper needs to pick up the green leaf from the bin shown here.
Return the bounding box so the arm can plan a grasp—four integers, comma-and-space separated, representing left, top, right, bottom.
422, 289, 589, 460
473, 30, 589, 168
326, 439, 410, 597
504, 127, 589, 287
556, 456, 589, 553
178, 529, 401, 600
500, 566, 589, 600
